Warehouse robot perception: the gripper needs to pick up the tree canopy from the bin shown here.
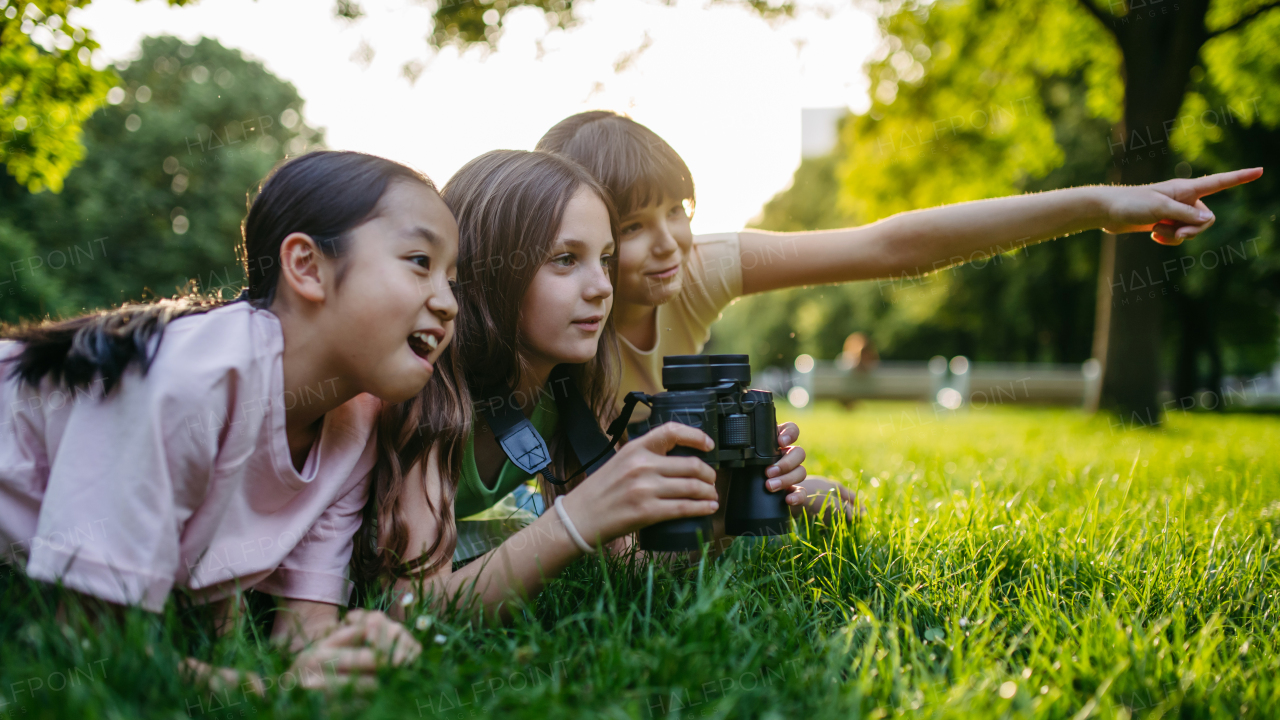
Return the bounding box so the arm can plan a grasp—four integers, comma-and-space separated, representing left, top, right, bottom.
0, 0, 200, 192
0, 35, 322, 323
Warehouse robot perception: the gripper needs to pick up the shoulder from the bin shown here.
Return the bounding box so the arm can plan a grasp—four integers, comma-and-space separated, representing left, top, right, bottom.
672, 232, 743, 319
692, 231, 741, 251
141, 302, 282, 408
687, 232, 741, 281
160, 301, 278, 352
689, 232, 741, 268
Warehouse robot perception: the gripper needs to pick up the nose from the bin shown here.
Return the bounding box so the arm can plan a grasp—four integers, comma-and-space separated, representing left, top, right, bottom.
651, 220, 679, 259
426, 274, 458, 322
583, 261, 614, 303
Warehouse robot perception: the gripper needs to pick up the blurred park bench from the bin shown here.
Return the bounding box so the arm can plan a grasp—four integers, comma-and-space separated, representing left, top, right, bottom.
768, 356, 1280, 410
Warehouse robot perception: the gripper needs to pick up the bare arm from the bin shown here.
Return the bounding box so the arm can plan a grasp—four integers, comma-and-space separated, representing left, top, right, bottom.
388, 447, 589, 624
739, 168, 1263, 295
270, 598, 342, 651
389, 424, 721, 625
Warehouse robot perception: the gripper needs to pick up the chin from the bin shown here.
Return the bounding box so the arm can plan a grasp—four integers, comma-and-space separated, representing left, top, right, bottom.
375, 364, 433, 403
648, 279, 682, 306
559, 344, 599, 366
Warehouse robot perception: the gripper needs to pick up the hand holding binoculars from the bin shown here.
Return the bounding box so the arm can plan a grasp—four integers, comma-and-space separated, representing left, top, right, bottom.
626, 354, 791, 551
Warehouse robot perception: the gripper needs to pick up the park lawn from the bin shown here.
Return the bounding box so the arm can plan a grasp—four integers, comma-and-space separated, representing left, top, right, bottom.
2, 402, 1278, 719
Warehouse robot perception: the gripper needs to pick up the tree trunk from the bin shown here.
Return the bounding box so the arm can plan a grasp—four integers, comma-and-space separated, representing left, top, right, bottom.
1091, 0, 1212, 426
1172, 289, 1200, 404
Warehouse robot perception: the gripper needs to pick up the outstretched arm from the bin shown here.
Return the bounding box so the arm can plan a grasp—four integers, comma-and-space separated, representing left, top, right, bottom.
739, 167, 1263, 295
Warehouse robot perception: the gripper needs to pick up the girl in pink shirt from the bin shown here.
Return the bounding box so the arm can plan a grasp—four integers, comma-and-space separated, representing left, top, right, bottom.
0, 150, 457, 686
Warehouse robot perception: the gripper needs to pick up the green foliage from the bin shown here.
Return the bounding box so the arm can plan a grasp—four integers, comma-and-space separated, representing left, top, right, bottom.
0, 0, 195, 193
711, 0, 1280, 384
837, 0, 1120, 224
422, 0, 795, 50
5, 404, 1280, 717
1, 0, 113, 192
0, 35, 323, 324
712, 71, 1112, 370
427, 0, 578, 50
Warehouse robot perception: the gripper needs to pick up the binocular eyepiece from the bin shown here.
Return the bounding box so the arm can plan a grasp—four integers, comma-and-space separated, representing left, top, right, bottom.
635, 354, 790, 551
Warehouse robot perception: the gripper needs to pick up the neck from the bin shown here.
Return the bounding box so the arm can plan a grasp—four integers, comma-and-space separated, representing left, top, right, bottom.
612, 300, 658, 350
514, 360, 554, 419
271, 301, 359, 441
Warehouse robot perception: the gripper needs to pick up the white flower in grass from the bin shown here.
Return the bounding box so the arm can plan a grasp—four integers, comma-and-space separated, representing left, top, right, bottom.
433, 634, 447, 645
415, 615, 433, 631
399, 592, 415, 607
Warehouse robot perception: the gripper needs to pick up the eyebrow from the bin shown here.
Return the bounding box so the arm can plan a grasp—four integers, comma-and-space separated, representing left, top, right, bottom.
559, 238, 617, 254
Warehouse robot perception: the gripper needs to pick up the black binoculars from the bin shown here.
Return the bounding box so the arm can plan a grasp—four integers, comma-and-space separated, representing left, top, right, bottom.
630, 354, 790, 551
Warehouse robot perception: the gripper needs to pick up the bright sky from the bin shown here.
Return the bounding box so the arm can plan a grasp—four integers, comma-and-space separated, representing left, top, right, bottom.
71, 0, 878, 233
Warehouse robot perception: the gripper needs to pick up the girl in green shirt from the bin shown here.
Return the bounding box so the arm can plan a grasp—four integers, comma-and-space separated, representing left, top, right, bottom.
355, 149, 809, 622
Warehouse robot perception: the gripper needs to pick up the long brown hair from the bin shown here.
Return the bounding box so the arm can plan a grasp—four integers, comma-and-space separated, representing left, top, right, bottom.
357, 150, 621, 584
535, 110, 695, 219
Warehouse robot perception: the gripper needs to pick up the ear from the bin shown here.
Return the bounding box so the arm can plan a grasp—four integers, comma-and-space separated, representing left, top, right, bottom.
278, 232, 329, 304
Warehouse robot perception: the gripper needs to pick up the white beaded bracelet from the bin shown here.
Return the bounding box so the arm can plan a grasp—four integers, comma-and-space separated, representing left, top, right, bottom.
553, 495, 597, 555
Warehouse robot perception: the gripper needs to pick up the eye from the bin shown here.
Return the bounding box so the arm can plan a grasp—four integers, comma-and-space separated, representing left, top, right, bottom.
669, 203, 685, 218
620, 222, 643, 235
410, 254, 431, 271
601, 253, 615, 268
551, 253, 575, 268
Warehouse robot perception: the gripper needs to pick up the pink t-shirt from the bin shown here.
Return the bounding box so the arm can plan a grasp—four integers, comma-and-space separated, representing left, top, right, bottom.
0, 301, 378, 612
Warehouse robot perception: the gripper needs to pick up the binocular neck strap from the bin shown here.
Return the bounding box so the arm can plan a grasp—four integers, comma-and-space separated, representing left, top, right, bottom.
476, 384, 559, 485
476, 367, 650, 488
560, 389, 650, 486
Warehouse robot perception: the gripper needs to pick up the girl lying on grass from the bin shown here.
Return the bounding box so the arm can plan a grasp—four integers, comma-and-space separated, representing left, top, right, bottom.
350, 149, 809, 624
535, 111, 1263, 519
0, 150, 451, 689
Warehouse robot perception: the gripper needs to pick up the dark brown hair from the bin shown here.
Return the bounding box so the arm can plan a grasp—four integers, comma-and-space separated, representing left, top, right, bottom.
1, 150, 435, 395
535, 110, 695, 220
359, 149, 620, 583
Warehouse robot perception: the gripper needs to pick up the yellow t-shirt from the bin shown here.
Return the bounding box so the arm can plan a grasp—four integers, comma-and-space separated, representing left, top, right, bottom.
616, 232, 743, 415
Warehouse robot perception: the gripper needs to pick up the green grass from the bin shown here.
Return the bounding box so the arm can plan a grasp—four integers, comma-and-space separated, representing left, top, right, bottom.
4, 402, 1279, 719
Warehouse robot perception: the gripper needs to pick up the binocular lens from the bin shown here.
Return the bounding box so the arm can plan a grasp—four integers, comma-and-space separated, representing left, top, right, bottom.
661, 355, 713, 390
708, 354, 751, 384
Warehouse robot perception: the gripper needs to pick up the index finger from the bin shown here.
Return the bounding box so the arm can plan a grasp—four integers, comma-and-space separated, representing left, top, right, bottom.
1189, 167, 1263, 198
643, 421, 714, 455
777, 422, 800, 446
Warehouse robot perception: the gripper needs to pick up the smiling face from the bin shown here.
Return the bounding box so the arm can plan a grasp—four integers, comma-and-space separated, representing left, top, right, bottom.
615, 194, 694, 308
327, 179, 460, 403
518, 187, 616, 374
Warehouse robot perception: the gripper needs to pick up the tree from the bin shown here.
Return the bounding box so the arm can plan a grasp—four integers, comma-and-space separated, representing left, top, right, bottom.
1078, 0, 1279, 424
712, 71, 1112, 371
0, 0, 195, 193
0, 35, 323, 323
417, 0, 1269, 420
419, 0, 1279, 424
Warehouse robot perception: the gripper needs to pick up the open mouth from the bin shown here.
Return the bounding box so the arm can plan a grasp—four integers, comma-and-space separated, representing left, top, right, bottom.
408, 330, 440, 359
